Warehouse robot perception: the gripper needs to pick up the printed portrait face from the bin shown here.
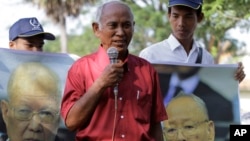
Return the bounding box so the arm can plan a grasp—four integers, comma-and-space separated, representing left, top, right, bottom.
2, 95, 60, 141
1, 62, 61, 141
163, 96, 214, 141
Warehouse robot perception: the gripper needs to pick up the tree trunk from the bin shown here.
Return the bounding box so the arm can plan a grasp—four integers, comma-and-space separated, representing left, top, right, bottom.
59, 15, 68, 53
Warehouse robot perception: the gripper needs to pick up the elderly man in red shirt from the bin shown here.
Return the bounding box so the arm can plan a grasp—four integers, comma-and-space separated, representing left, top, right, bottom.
60, 1, 167, 141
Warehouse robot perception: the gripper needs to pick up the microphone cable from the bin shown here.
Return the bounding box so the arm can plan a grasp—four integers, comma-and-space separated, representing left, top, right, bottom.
107, 47, 119, 141
111, 84, 118, 141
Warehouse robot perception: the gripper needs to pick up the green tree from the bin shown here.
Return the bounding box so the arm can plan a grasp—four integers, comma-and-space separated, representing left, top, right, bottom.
200, 0, 250, 63
67, 27, 99, 57
43, 22, 99, 57
122, 0, 250, 63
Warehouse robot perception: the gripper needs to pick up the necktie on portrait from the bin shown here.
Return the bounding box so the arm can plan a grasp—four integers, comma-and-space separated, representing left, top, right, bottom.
173, 86, 183, 97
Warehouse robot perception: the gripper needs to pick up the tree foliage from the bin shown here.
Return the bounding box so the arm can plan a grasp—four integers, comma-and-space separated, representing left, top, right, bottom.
199, 0, 250, 63
122, 0, 250, 63
43, 27, 99, 57
36, 0, 250, 63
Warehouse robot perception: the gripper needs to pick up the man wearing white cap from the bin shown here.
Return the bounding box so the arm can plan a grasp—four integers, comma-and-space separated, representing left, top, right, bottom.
8, 17, 55, 51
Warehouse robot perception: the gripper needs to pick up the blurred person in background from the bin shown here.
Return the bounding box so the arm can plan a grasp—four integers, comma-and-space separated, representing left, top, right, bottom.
9, 17, 55, 51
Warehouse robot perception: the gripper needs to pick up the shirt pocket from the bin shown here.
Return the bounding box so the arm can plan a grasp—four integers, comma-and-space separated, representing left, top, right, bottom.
133, 91, 152, 123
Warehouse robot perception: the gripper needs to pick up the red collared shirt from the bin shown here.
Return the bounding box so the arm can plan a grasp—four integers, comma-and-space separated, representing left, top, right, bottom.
61, 47, 167, 141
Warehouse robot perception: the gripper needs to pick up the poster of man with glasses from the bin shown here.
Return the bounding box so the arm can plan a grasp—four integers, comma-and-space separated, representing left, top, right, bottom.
153, 63, 240, 141
0, 48, 76, 141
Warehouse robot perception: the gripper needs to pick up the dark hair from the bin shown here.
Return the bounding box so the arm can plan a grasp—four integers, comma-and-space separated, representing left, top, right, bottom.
168, 6, 202, 16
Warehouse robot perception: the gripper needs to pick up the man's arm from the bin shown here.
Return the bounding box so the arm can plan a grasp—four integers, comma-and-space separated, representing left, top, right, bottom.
65, 78, 107, 131
64, 63, 124, 131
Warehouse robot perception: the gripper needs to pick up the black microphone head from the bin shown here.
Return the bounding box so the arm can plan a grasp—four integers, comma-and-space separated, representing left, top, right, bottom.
107, 47, 118, 63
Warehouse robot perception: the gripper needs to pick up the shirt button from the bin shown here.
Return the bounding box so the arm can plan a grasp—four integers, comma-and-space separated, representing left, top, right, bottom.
121, 134, 125, 138
120, 115, 124, 119
119, 97, 123, 100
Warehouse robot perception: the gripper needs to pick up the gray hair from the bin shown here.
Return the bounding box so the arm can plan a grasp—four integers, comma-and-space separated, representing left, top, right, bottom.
95, 0, 133, 29
7, 62, 61, 105
174, 91, 209, 119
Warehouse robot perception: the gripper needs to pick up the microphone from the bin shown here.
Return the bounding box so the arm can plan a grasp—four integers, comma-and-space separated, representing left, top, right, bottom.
107, 47, 118, 64
107, 47, 119, 109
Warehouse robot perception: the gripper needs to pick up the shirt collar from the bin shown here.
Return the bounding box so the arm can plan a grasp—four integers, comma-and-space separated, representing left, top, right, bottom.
168, 34, 200, 52
168, 34, 181, 51
95, 45, 110, 71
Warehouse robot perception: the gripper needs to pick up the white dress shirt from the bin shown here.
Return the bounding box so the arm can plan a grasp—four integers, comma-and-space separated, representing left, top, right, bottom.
139, 34, 214, 64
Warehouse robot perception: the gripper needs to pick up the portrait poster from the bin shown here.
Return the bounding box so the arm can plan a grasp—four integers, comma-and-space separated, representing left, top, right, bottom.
153, 62, 240, 141
0, 48, 76, 140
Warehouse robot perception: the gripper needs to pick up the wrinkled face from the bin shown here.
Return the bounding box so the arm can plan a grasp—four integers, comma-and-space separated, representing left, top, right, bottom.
163, 97, 214, 141
93, 2, 134, 54
1, 92, 60, 141
9, 35, 45, 51
168, 6, 203, 41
